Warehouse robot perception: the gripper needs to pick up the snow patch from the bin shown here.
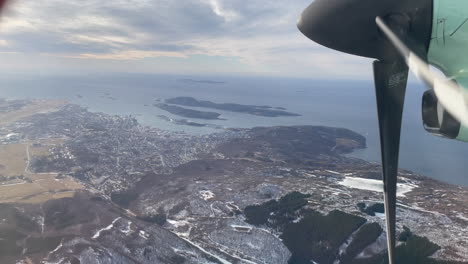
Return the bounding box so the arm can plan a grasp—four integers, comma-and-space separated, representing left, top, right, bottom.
338, 176, 416, 197
397, 202, 442, 215
292, 216, 303, 223
40, 258, 66, 264
199, 190, 215, 200
139, 230, 150, 240
120, 221, 133, 235
5, 133, 19, 139
231, 225, 252, 233
246, 241, 261, 250
49, 240, 63, 255
456, 213, 468, 222
172, 247, 197, 258
356, 232, 387, 258
335, 224, 367, 263
167, 219, 190, 228
92, 217, 121, 239
0, 181, 27, 187
180, 237, 232, 264
167, 219, 192, 237
374, 212, 386, 220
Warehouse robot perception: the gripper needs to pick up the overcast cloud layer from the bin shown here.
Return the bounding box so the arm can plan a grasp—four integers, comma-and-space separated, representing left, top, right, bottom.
0, 0, 372, 78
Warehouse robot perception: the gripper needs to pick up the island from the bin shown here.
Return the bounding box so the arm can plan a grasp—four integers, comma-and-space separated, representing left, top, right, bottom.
178, 78, 226, 84
165, 96, 301, 117
154, 103, 222, 120
157, 115, 222, 128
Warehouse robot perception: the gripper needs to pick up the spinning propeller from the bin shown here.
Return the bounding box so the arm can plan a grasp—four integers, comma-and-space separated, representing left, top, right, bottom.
297, 0, 468, 263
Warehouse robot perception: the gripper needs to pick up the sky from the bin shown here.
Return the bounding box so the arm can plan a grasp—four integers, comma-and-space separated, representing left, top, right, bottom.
0, 0, 373, 78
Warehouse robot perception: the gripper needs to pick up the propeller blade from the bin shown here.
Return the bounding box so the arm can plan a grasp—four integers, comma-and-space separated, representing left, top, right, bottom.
373, 59, 408, 264
376, 16, 468, 126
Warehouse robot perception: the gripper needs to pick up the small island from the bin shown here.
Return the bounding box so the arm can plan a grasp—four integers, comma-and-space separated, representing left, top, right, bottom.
165, 96, 300, 117
157, 115, 222, 128
154, 103, 222, 120
178, 78, 225, 84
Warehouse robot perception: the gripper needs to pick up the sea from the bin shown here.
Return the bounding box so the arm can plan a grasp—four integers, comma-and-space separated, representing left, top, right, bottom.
0, 72, 466, 186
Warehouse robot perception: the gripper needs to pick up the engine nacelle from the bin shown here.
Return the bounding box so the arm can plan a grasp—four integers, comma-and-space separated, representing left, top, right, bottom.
422, 89, 468, 141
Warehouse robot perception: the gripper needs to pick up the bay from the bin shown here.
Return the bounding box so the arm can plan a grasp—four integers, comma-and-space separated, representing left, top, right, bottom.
0, 73, 466, 186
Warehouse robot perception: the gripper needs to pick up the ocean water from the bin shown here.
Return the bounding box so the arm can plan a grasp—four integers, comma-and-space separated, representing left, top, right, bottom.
0, 73, 467, 186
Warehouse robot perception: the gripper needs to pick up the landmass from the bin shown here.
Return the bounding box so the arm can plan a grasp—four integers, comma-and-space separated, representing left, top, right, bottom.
157, 115, 223, 129
101, 92, 117, 100
178, 78, 226, 84
155, 103, 223, 120
165, 96, 300, 117
0, 99, 467, 264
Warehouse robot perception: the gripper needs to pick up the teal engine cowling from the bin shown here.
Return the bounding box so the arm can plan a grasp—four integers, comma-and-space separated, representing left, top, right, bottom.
423, 0, 468, 142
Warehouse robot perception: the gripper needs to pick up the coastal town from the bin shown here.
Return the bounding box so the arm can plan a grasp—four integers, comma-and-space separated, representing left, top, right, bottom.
0, 98, 466, 264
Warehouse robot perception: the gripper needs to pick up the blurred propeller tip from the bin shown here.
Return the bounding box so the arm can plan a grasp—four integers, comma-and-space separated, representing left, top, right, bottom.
296, 15, 303, 33
0, 0, 9, 15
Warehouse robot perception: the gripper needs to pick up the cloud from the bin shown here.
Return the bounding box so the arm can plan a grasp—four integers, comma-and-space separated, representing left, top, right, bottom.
206, 0, 239, 22
0, 0, 371, 78
77, 50, 187, 60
